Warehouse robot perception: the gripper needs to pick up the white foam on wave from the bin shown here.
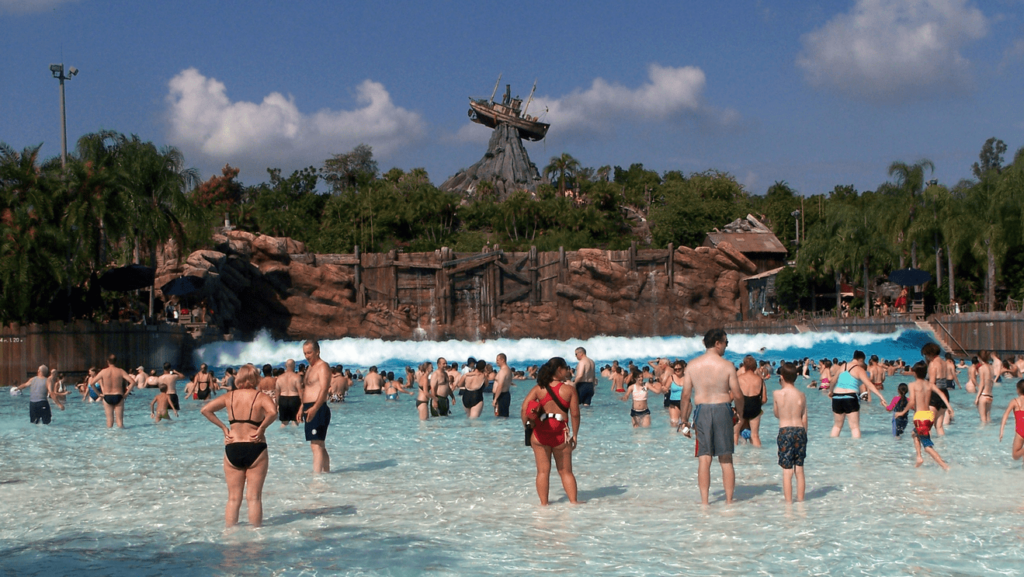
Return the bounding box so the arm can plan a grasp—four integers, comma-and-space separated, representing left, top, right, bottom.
196, 329, 906, 368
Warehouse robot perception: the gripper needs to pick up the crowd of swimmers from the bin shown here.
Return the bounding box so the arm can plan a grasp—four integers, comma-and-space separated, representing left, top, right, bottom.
11, 331, 1024, 525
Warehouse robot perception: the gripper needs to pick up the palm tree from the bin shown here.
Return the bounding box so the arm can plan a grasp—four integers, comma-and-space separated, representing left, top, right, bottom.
883, 159, 934, 269
543, 153, 581, 196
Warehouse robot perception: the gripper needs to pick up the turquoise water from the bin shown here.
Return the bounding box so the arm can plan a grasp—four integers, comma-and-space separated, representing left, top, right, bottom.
2, 331, 1023, 576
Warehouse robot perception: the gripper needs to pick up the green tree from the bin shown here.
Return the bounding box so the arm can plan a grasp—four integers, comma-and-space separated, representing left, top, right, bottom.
322, 144, 378, 194
543, 152, 581, 196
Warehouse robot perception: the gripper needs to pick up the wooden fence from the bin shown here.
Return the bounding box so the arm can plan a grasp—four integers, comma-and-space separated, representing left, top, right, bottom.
300, 241, 676, 325
0, 321, 195, 385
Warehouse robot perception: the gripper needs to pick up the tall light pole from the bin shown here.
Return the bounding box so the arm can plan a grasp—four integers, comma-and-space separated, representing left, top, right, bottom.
49, 63, 78, 168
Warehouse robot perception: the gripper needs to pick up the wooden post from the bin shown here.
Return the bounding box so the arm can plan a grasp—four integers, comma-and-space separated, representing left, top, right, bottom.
629, 241, 637, 272
446, 247, 455, 325
529, 246, 539, 305
667, 243, 674, 288
558, 246, 566, 285
480, 245, 489, 323
354, 245, 364, 307
492, 244, 500, 318
389, 249, 399, 310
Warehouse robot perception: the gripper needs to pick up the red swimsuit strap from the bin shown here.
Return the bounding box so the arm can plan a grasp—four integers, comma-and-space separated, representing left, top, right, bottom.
538, 382, 565, 408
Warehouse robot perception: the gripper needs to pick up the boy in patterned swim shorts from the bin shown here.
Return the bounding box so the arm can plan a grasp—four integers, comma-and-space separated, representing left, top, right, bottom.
907, 360, 951, 471
773, 363, 807, 503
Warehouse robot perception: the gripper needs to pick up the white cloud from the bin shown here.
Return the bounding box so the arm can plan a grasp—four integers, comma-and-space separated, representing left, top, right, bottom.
0, 0, 77, 13
448, 122, 492, 145
165, 68, 425, 178
797, 0, 988, 103
532, 64, 724, 134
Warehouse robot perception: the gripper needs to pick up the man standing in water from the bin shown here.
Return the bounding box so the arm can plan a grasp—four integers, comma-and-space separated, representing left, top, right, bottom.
158, 363, 185, 411
493, 353, 513, 417
16, 365, 59, 424
681, 328, 744, 506
276, 359, 303, 427
573, 347, 596, 407
88, 354, 134, 428
431, 358, 453, 416
302, 340, 331, 473
363, 366, 384, 394
922, 343, 952, 434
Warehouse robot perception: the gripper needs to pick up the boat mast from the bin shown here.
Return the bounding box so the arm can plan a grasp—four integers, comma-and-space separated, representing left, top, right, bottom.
489, 73, 502, 105
523, 79, 537, 117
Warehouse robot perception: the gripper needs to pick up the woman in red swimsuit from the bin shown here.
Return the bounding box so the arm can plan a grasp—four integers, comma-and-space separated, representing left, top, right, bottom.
521, 357, 581, 506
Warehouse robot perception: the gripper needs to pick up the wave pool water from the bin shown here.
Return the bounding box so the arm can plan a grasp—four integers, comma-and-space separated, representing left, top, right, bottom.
2, 330, 1022, 576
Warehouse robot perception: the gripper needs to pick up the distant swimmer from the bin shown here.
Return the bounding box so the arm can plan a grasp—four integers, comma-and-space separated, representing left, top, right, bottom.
302, 340, 331, 473
493, 354, 513, 418
158, 362, 185, 411
275, 359, 303, 427
134, 366, 147, 390
923, 343, 952, 433
150, 383, 178, 423
88, 354, 134, 428
416, 362, 433, 420
190, 364, 216, 401
16, 365, 59, 424
258, 365, 277, 398
462, 360, 487, 418
572, 347, 596, 407
681, 328, 744, 506
364, 366, 384, 395
975, 350, 995, 424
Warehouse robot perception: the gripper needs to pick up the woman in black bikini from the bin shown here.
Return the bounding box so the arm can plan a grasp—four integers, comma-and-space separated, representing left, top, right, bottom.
201, 364, 278, 527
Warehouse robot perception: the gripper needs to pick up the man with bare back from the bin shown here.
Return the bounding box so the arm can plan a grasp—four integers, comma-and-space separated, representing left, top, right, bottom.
363, 366, 384, 395
681, 328, 744, 506
922, 343, 952, 434
88, 354, 134, 428
493, 354, 513, 417
157, 363, 185, 411
302, 340, 331, 473
276, 359, 303, 427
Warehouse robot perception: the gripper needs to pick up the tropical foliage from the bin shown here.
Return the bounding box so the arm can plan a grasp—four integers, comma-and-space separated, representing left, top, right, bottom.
4, 131, 1024, 323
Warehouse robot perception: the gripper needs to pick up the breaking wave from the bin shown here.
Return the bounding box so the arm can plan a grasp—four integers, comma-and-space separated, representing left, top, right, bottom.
196, 328, 935, 371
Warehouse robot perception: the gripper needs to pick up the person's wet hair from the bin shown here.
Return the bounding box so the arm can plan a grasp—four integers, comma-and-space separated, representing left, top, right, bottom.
921, 343, 941, 358
853, 350, 866, 361
236, 364, 259, 389
779, 362, 797, 384
703, 328, 727, 349
262, 364, 273, 377
537, 357, 568, 388
912, 361, 928, 379
897, 383, 908, 397
742, 356, 757, 371
1017, 380, 1024, 396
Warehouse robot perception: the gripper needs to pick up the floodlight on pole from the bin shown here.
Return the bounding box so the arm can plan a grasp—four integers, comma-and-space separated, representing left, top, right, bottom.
791, 210, 801, 245
49, 63, 78, 168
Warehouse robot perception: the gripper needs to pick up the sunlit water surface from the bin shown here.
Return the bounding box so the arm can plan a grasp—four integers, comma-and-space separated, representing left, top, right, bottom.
2, 330, 1023, 576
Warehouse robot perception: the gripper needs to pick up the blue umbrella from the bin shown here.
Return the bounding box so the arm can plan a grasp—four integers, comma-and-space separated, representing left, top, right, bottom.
160, 275, 205, 296
888, 268, 931, 287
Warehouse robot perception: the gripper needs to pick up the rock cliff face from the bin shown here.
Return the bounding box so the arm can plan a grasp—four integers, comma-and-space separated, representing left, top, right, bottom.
157, 232, 751, 341
440, 124, 546, 200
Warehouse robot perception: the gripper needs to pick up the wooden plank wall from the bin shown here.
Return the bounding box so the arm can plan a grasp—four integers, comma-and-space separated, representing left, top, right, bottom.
338, 244, 678, 324
932, 313, 1024, 354
0, 322, 190, 385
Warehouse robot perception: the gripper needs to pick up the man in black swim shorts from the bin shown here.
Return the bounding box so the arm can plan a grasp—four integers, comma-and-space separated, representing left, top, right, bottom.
573, 347, 597, 406
302, 340, 332, 473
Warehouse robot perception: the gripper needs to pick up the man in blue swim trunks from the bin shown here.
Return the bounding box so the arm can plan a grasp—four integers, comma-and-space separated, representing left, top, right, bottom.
573, 347, 596, 407
302, 340, 331, 474
681, 328, 744, 506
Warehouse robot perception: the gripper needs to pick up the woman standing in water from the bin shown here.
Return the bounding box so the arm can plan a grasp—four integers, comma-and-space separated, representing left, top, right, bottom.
667, 361, 686, 430
201, 364, 278, 527
621, 368, 653, 428
521, 357, 581, 506
735, 355, 767, 447
828, 350, 886, 438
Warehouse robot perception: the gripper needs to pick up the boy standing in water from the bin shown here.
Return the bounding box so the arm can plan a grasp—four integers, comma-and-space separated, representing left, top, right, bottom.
150, 383, 178, 423
907, 361, 952, 470
773, 363, 807, 503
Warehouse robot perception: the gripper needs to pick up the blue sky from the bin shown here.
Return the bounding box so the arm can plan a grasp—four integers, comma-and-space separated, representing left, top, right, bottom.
3, 0, 1023, 195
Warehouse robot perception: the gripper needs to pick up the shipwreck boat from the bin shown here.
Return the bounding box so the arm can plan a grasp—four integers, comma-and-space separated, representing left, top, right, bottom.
468, 76, 549, 141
